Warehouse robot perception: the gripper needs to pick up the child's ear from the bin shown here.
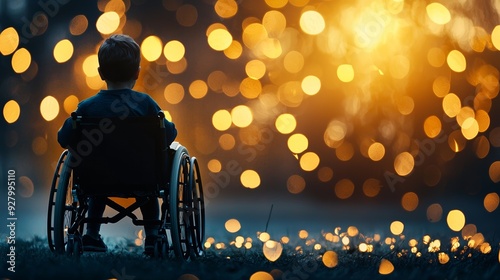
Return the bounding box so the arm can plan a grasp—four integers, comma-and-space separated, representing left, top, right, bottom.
97, 67, 105, 81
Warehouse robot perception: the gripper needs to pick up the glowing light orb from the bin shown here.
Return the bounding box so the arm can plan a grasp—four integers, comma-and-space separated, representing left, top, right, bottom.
208, 28, 233, 51
301, 75, 321, 96
299, 152, 320, 171
240, 169, 260, 189
141, 36, 163, 62
426, 2, 451, 25
0, 27, 19, 56
275, 113, 297, 134
53, 39, 74, 63
212, 110, 232, 131
322, 251, 338, 268
394, 152, 414, 176
447, 50, 466, 73
287, 133, 308, 154
300, 10, 325, 35
163, 40, 185, 62
484, 193, 499, 213
390, 221, 404, 235
3, 100, 20, 124
378, 259, 394, 275
231, 105, 253, 127
96, 11, 120, 34
40, 96, 59, 121
447, 209, 466, 232
263, 240, 283, 262
11, 48, 31, 73
225, 218, 241, 233
337, 64, 354, 83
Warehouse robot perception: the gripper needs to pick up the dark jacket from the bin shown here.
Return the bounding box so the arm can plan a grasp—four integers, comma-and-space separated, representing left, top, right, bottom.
57, 89, 177, 148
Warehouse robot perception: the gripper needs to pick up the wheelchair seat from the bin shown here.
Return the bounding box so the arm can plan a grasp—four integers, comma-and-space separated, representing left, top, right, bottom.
47, 112, 205, 260
66, 113, 168, 197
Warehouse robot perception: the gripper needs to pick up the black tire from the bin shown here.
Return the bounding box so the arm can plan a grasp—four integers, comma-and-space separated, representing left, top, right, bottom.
189, 157, 205, 257
53, 153, 79, 254
169, 145, 192, 260
47, 150, 68, 252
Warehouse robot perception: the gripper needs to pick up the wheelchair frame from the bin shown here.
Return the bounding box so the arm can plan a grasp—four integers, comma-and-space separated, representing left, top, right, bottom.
47, 114, 205, 260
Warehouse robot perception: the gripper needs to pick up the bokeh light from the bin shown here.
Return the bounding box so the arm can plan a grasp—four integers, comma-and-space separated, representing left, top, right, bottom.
225, 218, 241, 233
3, 100, 21, 124
12, 48, 31, 73
96, 11, 120, 34
447, 210, 466, 232
141, 36, 163, 62
53, 39, 74, 63
240, 169, 260, 189
40, 96, 59, 121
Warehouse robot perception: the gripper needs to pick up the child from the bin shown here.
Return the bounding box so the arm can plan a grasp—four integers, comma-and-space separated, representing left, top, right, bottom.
57, 34, 177, 254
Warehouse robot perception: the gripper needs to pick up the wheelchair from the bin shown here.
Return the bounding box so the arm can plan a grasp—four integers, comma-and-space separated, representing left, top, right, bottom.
46, 112, 205, 260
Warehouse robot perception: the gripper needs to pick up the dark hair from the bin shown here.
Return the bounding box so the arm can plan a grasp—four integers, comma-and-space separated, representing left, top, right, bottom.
98, 34, 141, 82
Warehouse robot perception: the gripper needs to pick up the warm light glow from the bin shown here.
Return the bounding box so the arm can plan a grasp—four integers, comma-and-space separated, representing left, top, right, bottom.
362, 178, 381, 198
337, 64, 354, 83
249, 271, 273, 280
0, 27, 19, 56
240, 77, 262, 99
69, 15, 88, 36
225, 218, 241, 233
63, 95, 79, 114
263, 240, 283, 262
378, 259, 394, 275
301, 75, 321, 96
300, 10, 325, 35
83, 54, 99, 77
246, 59, 266, 80
492, 25, 500, 51
231, 105, 253, 128
298, 229, 308, 239
240, 169, 260, 189
189, 80, 208, 99
215, 0, 238, 18
300, 152, 320, 171
390, 221, 404, 235
11, 48, 31, 74
207, 159, 222, 173
208, 29, 233, 51
423, 115, 442, 138
141, 36, 163, 61
3, 100, 20, 124
53, 39, 74, 63
163, 40, 185, 62
447, 209, 466, 232
394, 152, 414, 176
275, 113, 297, 134
96, 11, 120, 34
322, 251, 338, 268
447, 50, 466, 73
426, 2, 451, 25
401, 192, 419, 212
164, 83, 185, 105
368, 142, 385, 161
288, 133, 308, 154
442, 93, 461, 117
40, 96, 59, 121
483, 193, 499, 213
212, 110, 232, 131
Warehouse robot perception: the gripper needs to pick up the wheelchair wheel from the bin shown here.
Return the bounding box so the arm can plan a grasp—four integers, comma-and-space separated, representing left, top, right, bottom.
189, 157, 205, 257
52, 152, 80, 254
47, 150, 68, 252
169, 145, 193, 260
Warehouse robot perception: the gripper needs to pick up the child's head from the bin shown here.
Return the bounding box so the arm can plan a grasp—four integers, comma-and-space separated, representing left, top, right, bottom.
98, 34, 141, 83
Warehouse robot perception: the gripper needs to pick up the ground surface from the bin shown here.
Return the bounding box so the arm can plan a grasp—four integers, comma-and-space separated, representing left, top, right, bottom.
1, 234, 499, 280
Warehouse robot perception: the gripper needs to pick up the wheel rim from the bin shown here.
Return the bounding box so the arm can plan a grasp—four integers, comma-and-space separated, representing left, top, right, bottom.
189, 157, 205, 256
53, 153, 79, 254
169, 150, 192, 260
47, 150, 68, 252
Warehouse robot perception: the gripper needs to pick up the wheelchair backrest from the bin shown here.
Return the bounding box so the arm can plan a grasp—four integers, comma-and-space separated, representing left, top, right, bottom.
66, 113, 168, 196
